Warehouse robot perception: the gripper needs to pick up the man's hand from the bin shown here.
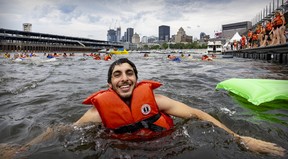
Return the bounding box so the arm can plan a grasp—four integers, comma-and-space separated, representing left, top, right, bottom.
0, 143, 28, 159
239, 136, 286, 157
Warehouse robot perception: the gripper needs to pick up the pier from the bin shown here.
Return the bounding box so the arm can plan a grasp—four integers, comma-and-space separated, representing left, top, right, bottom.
223, 43, 288, 65
0, 28, 124, 53
222, 0, 288, 65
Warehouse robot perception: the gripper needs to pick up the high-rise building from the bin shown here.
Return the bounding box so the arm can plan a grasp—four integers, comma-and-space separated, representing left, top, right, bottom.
200, 32, 206, 40
107, 29, 117, 42
116, 27, 121, 42
123, 31, 127, 42
126, 28, 134, 43
158, 25, 170, 42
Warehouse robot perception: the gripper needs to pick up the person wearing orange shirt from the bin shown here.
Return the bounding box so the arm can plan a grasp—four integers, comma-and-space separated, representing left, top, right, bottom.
247, 29, 253, 48
272, 11, 285, 45
240, 35, 247, 49
251, 31, 259, 48
256, 24, 264, 47
278, 11, 287, 44
261, 20, 273, 47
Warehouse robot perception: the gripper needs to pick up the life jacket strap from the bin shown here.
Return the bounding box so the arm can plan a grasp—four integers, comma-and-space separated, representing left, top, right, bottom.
113, 113, 165, 134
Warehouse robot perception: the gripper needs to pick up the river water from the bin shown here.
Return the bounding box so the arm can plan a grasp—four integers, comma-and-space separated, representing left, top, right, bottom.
0, 51, 287, 159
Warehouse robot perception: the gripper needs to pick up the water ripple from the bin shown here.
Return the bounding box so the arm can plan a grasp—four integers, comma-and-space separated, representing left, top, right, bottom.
0, 53, 288, 159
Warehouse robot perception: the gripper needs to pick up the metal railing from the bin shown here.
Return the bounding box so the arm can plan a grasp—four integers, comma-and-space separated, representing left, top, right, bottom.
251, 0, 288, 27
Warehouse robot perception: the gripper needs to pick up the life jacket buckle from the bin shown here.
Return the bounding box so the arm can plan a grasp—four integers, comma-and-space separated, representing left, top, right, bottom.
140, 121, 149, 128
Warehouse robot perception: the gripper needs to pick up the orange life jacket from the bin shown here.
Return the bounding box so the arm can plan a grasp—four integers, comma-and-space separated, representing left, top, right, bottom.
241, 37, 246, 46
265, 22, 272, 31
256, 28, 261, 34
247, 31, 253, 38
82, 80, 174, 140
202, 55, 209, 60
104, 55, 111, 61
274, 15, 283, 26
252, 34, 258, 40
93, 56, 101, 60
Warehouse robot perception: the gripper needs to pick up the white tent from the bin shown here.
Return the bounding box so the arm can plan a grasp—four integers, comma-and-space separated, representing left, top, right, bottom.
229, 32, 242, 42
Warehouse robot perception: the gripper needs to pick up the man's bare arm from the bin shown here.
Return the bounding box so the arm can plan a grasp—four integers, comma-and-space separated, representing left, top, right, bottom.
0, 107, 102, 159
74, 107, 102, 126
155, 94, 286, 156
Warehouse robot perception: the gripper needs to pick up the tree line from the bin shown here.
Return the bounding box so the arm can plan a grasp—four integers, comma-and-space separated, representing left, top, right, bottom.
140, 41, 207, 50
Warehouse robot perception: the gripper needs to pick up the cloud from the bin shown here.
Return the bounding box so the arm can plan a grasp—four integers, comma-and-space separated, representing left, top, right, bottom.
0, 0, 273, 40
59, 4, 76, 14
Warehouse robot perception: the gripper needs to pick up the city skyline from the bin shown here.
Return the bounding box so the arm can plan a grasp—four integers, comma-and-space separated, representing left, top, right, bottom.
1, 0, 273, 40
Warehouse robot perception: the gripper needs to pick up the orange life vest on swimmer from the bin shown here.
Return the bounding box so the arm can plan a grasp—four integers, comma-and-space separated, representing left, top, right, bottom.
104, 55, 111, 61
93, 56, 101, 60
82, 80, 174, 140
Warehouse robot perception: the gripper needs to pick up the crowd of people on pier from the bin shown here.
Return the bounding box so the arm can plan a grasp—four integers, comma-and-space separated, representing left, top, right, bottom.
228, 11, 287, 50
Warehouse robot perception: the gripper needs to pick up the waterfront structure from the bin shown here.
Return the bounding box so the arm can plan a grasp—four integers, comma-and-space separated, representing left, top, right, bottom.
129, 43, 137, 50
23, 23, 32, 32
207, 41, 223, 54
121, 42, 137, 50
221, 21, 252, 41
158, 25, 170, 42
107, 29, 117, 42
221, 1, 288, 65
174, 27, 192, 43
223, 44, 288, 65
0, 28, 123, 52
220, 0, 287, 44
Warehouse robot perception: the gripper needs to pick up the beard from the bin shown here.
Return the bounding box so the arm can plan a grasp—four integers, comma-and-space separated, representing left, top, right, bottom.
113, 81, 135, 99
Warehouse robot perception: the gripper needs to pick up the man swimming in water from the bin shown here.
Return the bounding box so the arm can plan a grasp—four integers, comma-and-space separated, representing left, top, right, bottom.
74, 58, 286, 156
1, 58, 286, 158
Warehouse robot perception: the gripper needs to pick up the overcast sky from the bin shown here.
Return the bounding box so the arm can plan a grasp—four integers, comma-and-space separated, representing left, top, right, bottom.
0, 0, 274, 40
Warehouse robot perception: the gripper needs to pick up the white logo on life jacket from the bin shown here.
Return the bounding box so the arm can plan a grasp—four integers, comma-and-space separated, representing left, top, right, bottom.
141, 104, 151, 115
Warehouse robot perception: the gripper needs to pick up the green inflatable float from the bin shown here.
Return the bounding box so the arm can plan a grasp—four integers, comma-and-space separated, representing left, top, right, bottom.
216, 78, 288, 105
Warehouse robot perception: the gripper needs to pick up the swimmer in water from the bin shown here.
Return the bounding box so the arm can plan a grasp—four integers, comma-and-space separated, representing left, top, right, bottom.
1, 58, 286, 158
